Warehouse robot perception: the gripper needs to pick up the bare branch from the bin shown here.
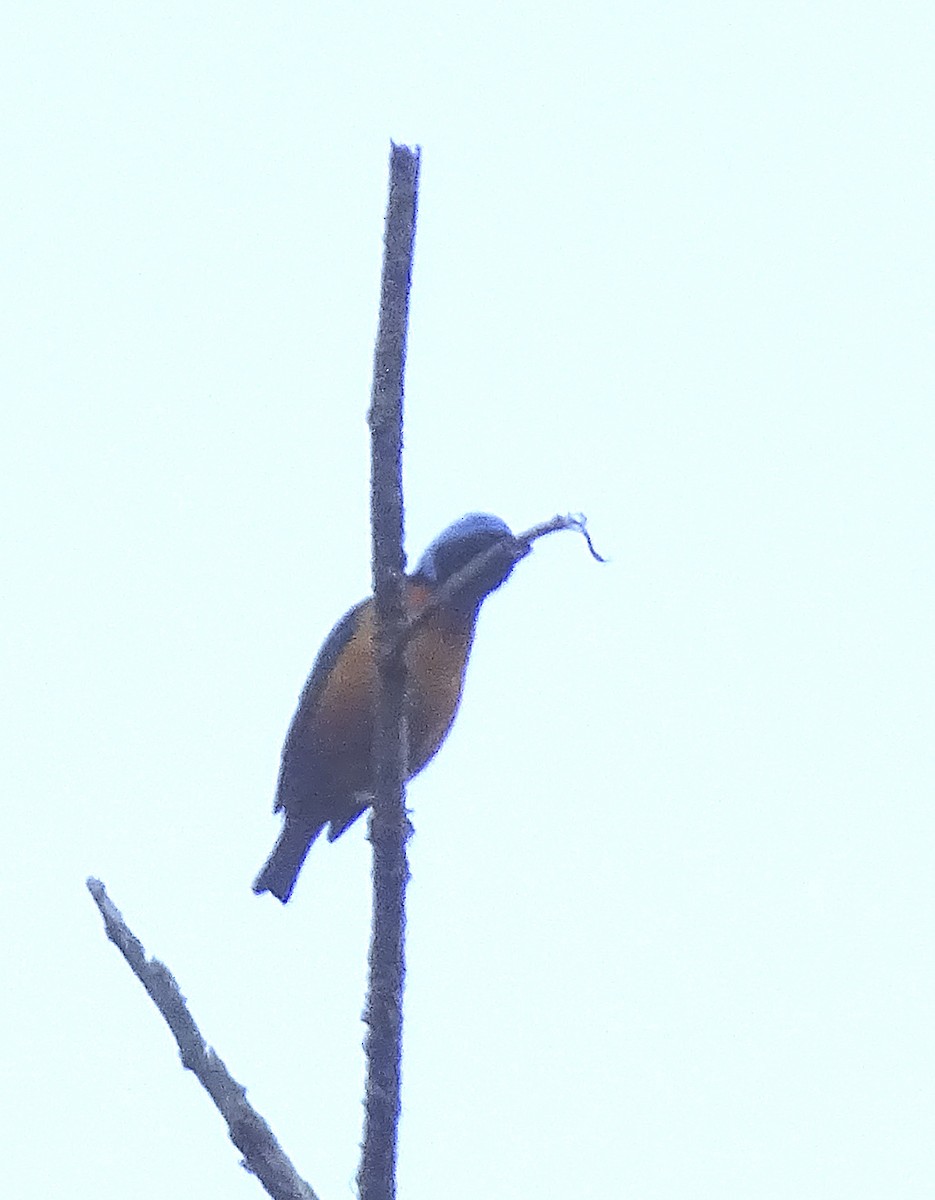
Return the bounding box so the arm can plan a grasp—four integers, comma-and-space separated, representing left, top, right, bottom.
360, 141, 421, 1200
86, 878, 319, 1200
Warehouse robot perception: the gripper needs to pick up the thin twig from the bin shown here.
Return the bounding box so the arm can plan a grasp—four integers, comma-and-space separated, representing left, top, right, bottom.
86, 878, 319, 1200
399, 511, 605, 649
360, 140, 421, 1200
517, 512, 606, 563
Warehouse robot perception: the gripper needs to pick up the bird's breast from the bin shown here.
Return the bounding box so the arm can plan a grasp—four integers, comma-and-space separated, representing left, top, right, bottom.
302, 585, 475, 789
404, 593, 475, 776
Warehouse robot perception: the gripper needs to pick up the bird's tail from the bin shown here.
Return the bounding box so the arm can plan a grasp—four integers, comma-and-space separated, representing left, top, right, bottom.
252, 816, 324, 904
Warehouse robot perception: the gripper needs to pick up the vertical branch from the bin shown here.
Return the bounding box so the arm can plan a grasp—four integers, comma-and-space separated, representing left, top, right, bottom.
359, 141, 421, 1200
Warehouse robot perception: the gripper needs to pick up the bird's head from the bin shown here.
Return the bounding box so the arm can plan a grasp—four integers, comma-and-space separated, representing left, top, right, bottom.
413, 512, 519, 616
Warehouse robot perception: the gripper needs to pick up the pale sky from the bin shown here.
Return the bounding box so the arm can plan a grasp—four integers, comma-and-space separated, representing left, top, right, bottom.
2, 2, 934, 1197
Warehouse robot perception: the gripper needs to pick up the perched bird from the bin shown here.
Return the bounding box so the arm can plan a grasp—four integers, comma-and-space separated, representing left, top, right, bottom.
253, 512, 521, 902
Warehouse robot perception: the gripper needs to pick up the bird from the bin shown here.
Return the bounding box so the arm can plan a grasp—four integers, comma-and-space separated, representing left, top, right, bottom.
253, 512, 522, 902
